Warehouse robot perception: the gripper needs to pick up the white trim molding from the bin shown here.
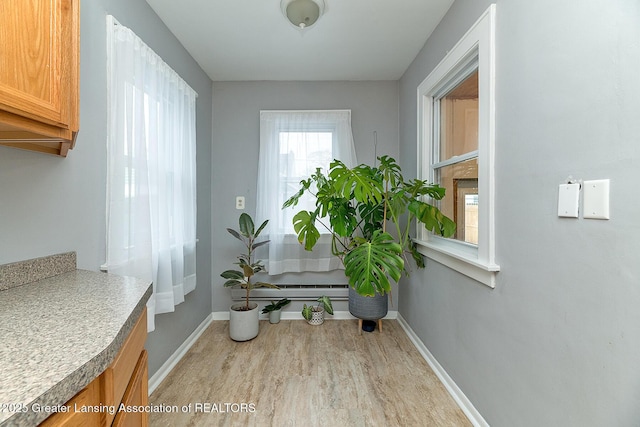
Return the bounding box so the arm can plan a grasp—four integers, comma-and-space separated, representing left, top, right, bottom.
416, 4, 499, 288
148, 313, 213, 394
212, 310, 398, 321
416, 237, 500, 288
397, 314, 489, 427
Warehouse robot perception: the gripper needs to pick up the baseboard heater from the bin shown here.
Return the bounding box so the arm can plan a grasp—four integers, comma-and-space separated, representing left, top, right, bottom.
231, 283, 349, 301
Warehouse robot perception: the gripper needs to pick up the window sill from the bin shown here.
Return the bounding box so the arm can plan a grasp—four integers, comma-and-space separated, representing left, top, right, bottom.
414, 239, 499, 288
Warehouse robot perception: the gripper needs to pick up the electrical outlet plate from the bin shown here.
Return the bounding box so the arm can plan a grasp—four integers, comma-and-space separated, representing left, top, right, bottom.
583, 179, 609, 219
558, 183, 580, 218
235, 196, 245, 210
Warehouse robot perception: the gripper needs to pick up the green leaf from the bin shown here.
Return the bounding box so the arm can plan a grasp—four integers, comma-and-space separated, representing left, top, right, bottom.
386, 190, 409, 221
408, 240, 425, 269
318, 296, 333, 315
282, 178, 312, 209
326, 198, 358, 237
292, 211, 321, 251
357, 203, 385, 240
403, 179, 446, 200
302, 304, 312, 321
221, 270, 246, 288
238, 212, 254, 237
220, 270, 244, 280
314, 176, 341, 216
329, 160, 383, 205
276, 298, 291, 309
252, 240, 270, 250
377, 155, 403, 188
343, 231, 404, 296
226, 228, 244, 242
250, 261, 266, 274
255, 219, 269, 238
223, 279, 243, 287
408, 200, 456, 237
262, 298, 290, 313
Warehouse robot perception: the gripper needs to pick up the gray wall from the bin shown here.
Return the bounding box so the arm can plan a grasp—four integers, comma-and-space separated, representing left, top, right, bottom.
399, 1, 640, 426
0, 0, 213, 378
211, 81, 399, 314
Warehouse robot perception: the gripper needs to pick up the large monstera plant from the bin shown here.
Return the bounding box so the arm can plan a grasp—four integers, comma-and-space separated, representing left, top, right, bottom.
283, 155, 456, 297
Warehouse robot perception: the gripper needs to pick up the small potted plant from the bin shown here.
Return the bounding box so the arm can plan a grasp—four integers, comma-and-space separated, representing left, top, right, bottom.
302, 296, 333, 326
221, 213, 279, 341
261, 298, 291, 324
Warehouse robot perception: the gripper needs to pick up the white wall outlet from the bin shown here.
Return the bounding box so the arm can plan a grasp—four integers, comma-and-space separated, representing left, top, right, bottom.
558, 183, 580, 218
235, 196, 245, 210
583, 179, 610, 219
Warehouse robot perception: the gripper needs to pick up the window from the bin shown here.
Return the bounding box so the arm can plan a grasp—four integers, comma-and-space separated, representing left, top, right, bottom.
278, 130, 334, 235
435, 69, 479, 245
257, 110, 357, 275
105, 16, 198, 331
416, 5, 499, 287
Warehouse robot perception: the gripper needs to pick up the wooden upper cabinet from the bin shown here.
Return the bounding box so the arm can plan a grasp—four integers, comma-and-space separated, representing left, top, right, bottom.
0, 0, 79, 157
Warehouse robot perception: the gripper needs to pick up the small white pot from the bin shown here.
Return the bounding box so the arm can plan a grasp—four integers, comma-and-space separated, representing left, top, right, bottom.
229, 302, 259, 341
307, 307, 325, 325
268, 309, 282, 324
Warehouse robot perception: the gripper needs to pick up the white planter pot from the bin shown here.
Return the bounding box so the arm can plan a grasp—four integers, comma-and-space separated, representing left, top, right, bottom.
268, 309, 282, 324
307, 307, 325, 325
229, 302, 259, 341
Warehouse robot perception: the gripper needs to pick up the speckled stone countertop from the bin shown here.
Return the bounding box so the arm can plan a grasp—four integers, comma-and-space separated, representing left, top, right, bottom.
0, 269, 152, 426
0, 252, 77, 291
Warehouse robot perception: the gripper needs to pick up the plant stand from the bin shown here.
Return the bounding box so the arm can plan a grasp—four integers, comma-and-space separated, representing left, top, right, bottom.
349, 287, 387, 334
358, 318, 383, 334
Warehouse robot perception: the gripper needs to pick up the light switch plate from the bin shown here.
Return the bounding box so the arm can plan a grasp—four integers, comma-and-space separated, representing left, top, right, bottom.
558, 183, 580, 217
583, 179, 610, 219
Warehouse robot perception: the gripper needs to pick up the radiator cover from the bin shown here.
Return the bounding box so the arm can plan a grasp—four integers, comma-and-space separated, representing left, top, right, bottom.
230, 283, 349, 301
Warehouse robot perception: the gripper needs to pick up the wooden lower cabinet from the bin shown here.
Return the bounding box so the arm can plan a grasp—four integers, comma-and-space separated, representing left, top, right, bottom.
112, 350, 148, 427
101, 309, 148, 426
39, 379, 101, 427
40, 309, 148, 427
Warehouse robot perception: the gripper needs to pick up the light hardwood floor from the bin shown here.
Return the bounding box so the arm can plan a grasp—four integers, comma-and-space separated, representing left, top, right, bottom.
149, 319, 471, 427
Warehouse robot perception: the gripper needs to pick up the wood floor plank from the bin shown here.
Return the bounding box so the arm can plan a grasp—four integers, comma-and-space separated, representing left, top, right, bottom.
149, 320, 471, 426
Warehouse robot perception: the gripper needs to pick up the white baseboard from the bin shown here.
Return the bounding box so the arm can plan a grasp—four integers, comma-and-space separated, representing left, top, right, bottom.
211, 311, 228, 321
396, 314, 489, 427
212, 310, 398, 321
148, 313, 213, 394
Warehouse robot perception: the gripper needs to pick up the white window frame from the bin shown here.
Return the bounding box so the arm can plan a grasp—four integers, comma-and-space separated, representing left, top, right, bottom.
415, 5, 499, 288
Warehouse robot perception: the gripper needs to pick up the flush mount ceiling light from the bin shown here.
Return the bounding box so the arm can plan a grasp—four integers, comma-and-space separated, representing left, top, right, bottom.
281, 0, 325, 30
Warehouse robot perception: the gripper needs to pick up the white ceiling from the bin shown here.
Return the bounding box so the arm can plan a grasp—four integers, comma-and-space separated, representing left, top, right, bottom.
144, 0, 454, 81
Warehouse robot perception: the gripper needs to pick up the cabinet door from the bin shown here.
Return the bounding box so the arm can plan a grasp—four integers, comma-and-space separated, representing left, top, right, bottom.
101, 308, 147, 426
112, 350, 149, 427
0, 0, 78, 130
39, 379, 101, 427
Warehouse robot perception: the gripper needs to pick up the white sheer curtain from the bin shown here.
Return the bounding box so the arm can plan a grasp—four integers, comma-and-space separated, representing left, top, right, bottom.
105, 16, 197, 332
257, 110, 357, 275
